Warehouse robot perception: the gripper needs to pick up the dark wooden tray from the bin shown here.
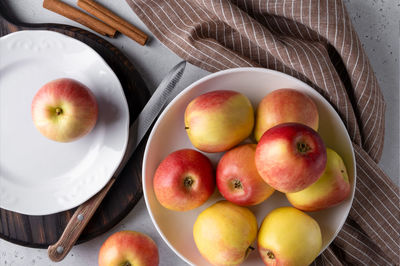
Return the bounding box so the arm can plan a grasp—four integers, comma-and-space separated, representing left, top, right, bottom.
0, 2, 150, 248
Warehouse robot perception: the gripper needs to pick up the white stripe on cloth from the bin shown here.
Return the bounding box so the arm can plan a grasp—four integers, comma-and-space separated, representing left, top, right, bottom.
298, 0, 314, 40
308, 42, 341, 106
370, 102, 384, 158
365, 79, 383, 155
284, 38, 319, 86
351, 199, 398, 257
295, 39, 331, 99
172, 0, 256, 68
240, 0, 254, 62
355, 187, 399, 243
326, 0, 329, 37
362, 79, 379, 146
292, 1, 304, 38
230, 2, 245, 55
148, 0, 244, 69
259, 0, 291, 74
354, 146, 399, 199
339, 0, 347, 55
357, 167, 400, 218
259, 2, 278, 69
129, 2, 222, 71
364, 96, 383, 146
338, 239, 371, 265
341, 225, 392, 265
317, 0, 321, 39
249, 0, 262, 65
325, 247, 343, 265
356, 60, 370, 106
321, 253, 334, 266
336, 235, 379, 265
270, 7, 292, 75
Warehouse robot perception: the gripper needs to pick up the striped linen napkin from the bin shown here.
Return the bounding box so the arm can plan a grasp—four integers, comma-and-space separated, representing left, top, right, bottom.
126, 0, 400, 264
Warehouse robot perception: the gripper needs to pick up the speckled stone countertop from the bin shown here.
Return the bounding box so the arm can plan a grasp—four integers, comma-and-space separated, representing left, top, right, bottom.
1, 0, 398, 265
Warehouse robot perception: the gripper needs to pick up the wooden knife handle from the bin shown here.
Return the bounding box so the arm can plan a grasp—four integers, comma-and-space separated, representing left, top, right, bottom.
47, 177, 116, 262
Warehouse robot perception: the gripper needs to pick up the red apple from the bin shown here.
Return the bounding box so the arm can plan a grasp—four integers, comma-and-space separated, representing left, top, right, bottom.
31, 78, 98, 142
255, 123, 327, 193
184, 90, 254, 153
254, 88, 319, 141
153, 149, 215, 211
216, 144, 274, 206
286, 148, 351, 211
98, 231, 159, 266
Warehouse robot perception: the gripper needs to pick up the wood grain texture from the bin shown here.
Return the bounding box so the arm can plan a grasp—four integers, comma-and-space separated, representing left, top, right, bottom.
0, 2, 150, 248
47, 178, 116, 261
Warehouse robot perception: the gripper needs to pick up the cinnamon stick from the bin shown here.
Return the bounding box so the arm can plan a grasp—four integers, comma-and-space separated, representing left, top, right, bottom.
77, 0, 148, 45
43, 0, 116, 37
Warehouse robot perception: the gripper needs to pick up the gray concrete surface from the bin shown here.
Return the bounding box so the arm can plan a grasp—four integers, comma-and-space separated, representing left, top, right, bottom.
0, 0, 398, 265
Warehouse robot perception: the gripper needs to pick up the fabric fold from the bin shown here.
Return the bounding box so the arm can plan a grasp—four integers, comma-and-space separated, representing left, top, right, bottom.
127, 0, 399, 264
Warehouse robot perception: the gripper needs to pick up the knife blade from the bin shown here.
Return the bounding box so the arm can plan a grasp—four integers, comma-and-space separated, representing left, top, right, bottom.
48, 61, 186, 262
115, 60, 186, 177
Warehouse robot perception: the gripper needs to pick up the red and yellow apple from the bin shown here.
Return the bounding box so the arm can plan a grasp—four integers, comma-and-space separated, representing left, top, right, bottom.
153, 149, 215, 211
31, 78, 98, 142
193, 200, 257, 265
258, 207, 322, 266
216, 144, 274, 206
286, 148, 351, 211
98, 231, 159, 266
184, 90, 254, 153
254, 88, 319, 141
255, 123, 327, 193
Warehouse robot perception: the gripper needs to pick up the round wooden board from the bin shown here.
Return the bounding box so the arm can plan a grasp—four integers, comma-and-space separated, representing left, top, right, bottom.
0, 4, 150, 248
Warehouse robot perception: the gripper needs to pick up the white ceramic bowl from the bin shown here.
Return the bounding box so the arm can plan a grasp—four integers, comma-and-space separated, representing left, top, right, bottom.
142, 68, 356, 265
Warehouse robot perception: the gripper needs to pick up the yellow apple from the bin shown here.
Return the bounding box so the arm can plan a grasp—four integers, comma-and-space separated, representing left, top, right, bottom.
193, 200, 257, 265
286, 148, 351, 211
184, 90, 254, 153
258, 207, 322, 266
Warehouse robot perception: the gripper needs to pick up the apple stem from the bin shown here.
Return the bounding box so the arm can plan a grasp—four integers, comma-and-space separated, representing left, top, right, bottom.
55, 107, 63, 116
245, 245, 255, 258
121, 262, 131, 266
233, 179, 242, 189
297, 142, 311, 153
267, 250, 275, 260
184, 176, 194, 188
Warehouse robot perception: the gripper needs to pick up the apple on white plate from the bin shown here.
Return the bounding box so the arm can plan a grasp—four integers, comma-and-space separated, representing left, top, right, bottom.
31, 78, 98, 142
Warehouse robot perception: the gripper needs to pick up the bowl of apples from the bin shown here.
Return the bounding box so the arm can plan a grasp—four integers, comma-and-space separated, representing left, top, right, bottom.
142, 68, 356, 265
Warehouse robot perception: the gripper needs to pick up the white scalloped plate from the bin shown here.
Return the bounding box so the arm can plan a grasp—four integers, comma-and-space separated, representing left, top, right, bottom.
143, 68, 356, 265
0, 31, 129, 215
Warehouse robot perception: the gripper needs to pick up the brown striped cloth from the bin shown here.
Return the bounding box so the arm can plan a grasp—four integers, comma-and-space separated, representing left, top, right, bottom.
126, 0, 400, 265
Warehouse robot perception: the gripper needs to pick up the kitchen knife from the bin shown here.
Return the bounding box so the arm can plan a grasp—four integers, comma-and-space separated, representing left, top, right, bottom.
48, 61, 186, 262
